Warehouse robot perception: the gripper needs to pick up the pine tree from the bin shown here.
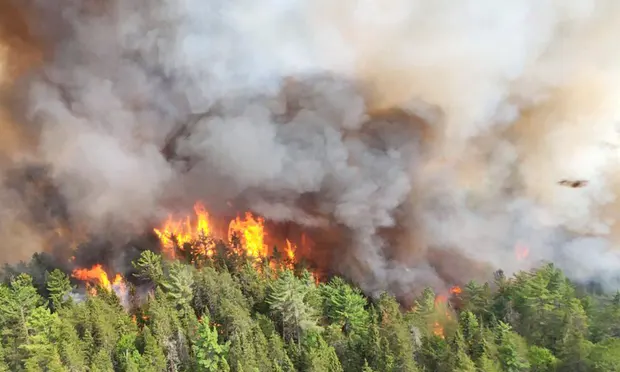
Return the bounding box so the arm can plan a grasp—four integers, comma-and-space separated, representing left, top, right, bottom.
303, 333, 344, 372
0, 273, 44, 368
140, 326, 167, 372
192, 315, 230, 372
459, 311, 485, 361
267, 270, 320, 343
115, 333, 142, 372
161, 261, 194, 312
527, 345, 558, 372
46, 269, 73, 311
90, 348, 114, 372
496, 322, 529, 372
56, 314, 87, 372
21, 306, 66, 371
321, 277, 370, 336
445, 330, 477, 372
132, 251, 164, 285
376, 294, 419, 371
267, 333, 295, 372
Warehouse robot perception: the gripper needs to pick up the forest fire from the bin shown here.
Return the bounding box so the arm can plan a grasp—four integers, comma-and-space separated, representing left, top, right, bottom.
433, 321, 444, 338
153, 202, 299, 267
515, 243, 530, 261
71, 264, 126, 295
153, 203, 211, 258
228, 212, 268, 258
430, 286, 461, 339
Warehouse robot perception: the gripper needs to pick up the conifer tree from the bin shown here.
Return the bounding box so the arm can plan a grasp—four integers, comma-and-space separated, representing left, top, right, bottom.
46, 269, 73, 311
321, 277, 370, 336
192, 315, 230, 372
140, 326, 167, 372
267, 270, 320, 343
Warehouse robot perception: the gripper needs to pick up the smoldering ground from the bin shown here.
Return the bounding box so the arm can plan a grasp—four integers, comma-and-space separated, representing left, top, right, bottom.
2, 0, 620, 296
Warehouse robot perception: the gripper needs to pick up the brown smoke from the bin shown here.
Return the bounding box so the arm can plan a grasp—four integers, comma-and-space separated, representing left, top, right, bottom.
2, 0, 620, 295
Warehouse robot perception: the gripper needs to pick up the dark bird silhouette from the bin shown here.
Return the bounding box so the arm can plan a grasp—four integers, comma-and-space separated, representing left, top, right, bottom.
558, 180, 588, 188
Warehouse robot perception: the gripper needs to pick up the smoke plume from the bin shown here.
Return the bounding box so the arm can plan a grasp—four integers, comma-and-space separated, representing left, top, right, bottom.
2, 0, 620, 296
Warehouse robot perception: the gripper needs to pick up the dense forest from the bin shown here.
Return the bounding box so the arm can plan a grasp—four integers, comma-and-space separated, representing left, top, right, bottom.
0, 235, 619, 372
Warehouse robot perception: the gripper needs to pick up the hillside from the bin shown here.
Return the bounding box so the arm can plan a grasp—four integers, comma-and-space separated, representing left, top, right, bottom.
0, 237, 619, 372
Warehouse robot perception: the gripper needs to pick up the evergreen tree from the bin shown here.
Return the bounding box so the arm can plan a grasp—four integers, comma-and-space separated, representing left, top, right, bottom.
161, 261, 194, 312
46, 269, 73, 311
140, 326, 167, 372
321, 277, 370, 336
495, 322, 529, 372
587, 338, 620, 372
192, 315, 230, 372
267, 270, 320, 343
132, 250, 165, 285
0, 273, 45, 368
376, 293, 419, 371
302, 332, 344, 372
21, 307, 65, 371
267, 333, 296, 372
527, 345, 558, 372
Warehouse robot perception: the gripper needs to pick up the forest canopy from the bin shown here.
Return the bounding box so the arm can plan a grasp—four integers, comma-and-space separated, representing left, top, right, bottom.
0, 236, 619, 372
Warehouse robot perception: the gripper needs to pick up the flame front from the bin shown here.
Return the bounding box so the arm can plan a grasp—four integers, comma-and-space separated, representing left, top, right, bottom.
284, 239, 297, 269
72, 264, 125, 294
153, 202, 306, 270
228, 212, 267, 258
72, 264, 112, 290
153, 202, 212, 258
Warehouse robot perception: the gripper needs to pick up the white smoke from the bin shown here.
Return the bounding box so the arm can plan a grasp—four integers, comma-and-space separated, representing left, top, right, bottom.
2, 0, 620, 294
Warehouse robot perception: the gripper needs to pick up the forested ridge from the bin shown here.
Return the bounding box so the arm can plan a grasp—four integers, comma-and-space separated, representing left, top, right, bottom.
0, 237, 619, 372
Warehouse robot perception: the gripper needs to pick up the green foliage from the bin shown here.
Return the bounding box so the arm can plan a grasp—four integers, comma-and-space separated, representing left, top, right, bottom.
46, 269, 73, 311
528, 345, 558, 372
587, 338, 620, 372
193, 315, 230, 372
495, 321, 530, 372
321, 277, 370, 336
0, 244, 620, 372
267, 270, 320, 343
132, 250, 164, 285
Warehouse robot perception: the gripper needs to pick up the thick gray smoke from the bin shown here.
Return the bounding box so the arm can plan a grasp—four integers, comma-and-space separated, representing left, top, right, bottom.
2, 0, 620, 295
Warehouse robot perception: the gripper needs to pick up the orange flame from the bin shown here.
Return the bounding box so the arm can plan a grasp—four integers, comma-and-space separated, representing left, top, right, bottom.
153, 202, 212, 258
515, 242, 530, 260
430, 287, 461, 339
434, 294, 447, 306
72, 264, 112, 290
154, 202, 311, 272
433, 321, 445, 338
228, 212, 267, 258
72, 264, 125, 294
284, 239, 297, 269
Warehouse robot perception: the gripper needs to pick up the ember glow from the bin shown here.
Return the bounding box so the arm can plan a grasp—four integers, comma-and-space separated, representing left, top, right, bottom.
433, 321, 444, 339
515, 243, 530, 261
429, 286, 461, 339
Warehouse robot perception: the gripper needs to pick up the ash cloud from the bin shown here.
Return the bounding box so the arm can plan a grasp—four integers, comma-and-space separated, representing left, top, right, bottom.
1, 0, 620, 294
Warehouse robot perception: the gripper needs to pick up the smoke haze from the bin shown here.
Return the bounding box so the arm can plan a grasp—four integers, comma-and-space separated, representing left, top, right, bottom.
2, 0, 620, 295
